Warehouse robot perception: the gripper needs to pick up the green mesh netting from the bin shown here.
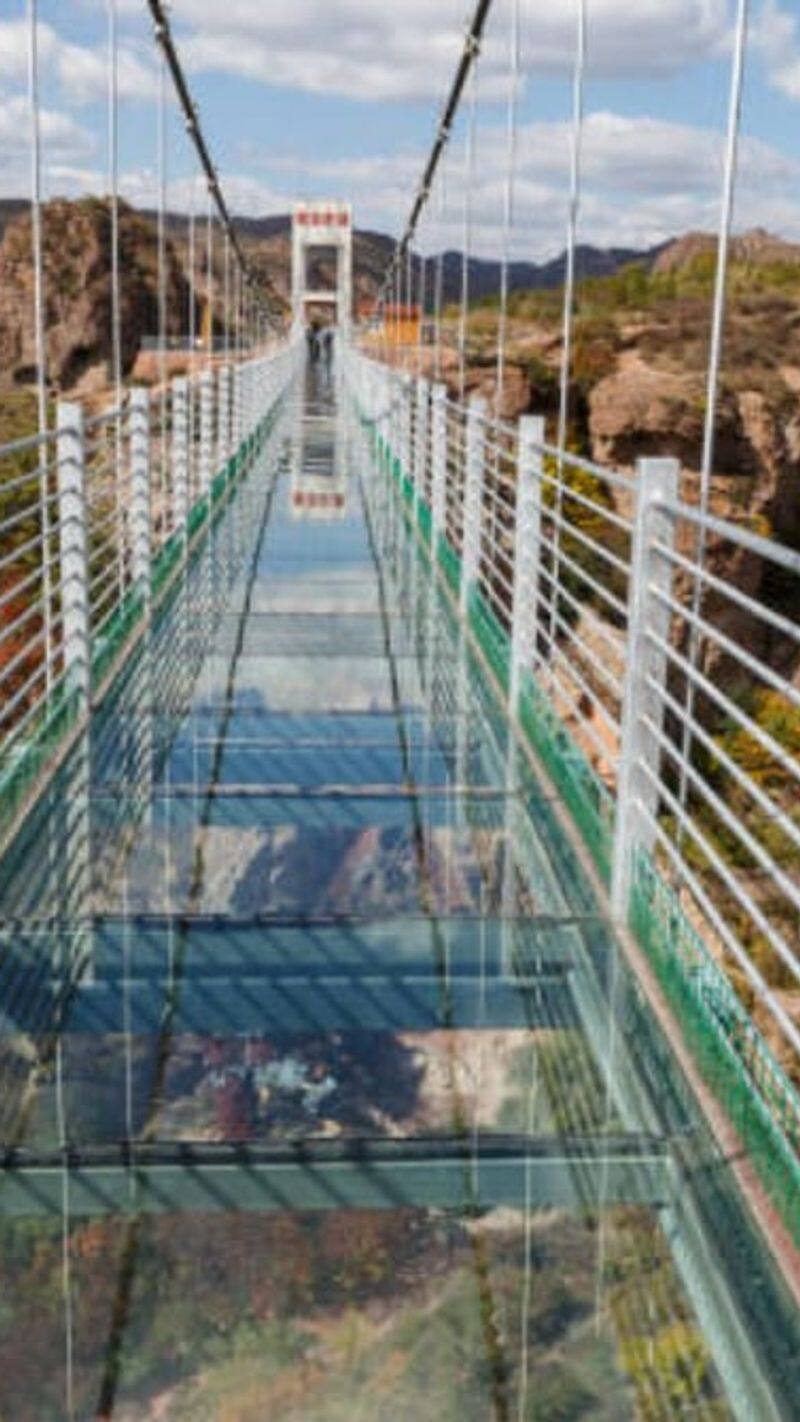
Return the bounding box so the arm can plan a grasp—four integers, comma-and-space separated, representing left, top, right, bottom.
91, 588, 146, 689
468, 587, 511, 695
517, 670, 615, 884
187, 497, 210, 539
0, 687, 82, 841
416, 499, 433, 546
151, 532, 182, 598
438, 538, 462, 595
630, 852, 800, 1247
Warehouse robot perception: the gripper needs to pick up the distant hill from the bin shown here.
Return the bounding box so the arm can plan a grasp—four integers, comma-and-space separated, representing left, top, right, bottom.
652, 227, 800, 274
4, 191, 800, 396
130, 206, 659, 305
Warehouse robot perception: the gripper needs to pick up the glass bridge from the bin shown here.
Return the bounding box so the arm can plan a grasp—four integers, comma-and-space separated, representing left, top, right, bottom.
1, 359, 799, 1421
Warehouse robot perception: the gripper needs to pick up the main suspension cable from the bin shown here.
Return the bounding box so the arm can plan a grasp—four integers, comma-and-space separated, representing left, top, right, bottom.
376, 0, 496, 309
146, 0, 283, 329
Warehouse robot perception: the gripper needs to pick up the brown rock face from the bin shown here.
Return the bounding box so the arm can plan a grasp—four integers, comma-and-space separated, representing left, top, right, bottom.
588, 360, 800, 687
0, 198, 193, 391
589, 360, 705, 470
442, 361, 531, 420
652, 227, 800, 276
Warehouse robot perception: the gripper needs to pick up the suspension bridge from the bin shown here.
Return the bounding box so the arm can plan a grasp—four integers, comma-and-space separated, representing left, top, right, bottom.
1, 0, 800, 1418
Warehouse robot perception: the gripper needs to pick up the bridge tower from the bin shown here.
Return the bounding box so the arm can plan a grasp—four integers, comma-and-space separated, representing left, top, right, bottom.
291, 200, 353, 335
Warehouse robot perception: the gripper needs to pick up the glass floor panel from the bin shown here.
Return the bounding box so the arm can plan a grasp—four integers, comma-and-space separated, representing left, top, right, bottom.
1, 365, 798, 1420
0, 1205, 709, 1422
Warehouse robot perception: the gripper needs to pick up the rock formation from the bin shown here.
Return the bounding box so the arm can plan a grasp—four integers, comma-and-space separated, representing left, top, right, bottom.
0, 197, 193, 392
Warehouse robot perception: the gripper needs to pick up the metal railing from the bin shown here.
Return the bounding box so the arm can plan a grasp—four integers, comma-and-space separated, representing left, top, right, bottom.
344, 344, 800, 1244
0, 341, 300, 840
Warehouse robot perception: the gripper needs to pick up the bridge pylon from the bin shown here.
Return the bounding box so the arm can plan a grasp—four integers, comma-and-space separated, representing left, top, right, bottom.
291, 200, 353, 336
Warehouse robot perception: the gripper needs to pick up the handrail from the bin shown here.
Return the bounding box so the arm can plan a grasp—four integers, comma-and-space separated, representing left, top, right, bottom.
344, 344, 800, 1253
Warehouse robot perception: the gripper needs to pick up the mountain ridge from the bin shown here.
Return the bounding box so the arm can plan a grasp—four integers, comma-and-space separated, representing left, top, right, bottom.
0, 199, 661, 306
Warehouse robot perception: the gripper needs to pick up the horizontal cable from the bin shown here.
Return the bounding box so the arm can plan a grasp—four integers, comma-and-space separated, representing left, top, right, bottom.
655, 538, 800, 648
660, 498, 800, 576
645, 669, 800, 862
646, 626, 800, 793
652, 585, 800, 713
642, 709, 800, 922
637, 755, 800, 990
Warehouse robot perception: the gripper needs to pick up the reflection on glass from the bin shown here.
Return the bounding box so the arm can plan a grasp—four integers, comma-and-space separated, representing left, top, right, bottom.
0, 360, 796, 1422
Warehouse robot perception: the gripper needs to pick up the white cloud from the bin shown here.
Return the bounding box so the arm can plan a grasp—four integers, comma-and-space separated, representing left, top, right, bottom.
754, 1, 800, 99
57, 41, 159, 106
117, 169, 289, 217
0, 95, 94, 160
281, 108, 800, 258
0, 19, 158, 106
118, 0, 734, 101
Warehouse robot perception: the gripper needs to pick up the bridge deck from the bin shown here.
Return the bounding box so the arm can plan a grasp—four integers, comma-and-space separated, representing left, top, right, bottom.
1, 364, 799, 1420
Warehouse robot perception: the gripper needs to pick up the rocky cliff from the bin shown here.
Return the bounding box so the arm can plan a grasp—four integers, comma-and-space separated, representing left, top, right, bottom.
0, 197, 192, 392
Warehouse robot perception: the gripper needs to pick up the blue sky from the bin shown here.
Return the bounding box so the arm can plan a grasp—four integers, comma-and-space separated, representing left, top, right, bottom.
1, 1, 799, 259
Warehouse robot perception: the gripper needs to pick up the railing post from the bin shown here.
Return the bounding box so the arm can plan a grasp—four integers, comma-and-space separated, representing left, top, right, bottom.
414, 375, 428, 513
611, 456, 679, 920
400, 372, 413, 480
461, 394, 486, 619
218, 364, 231, 471
171, 377, 189, 538
200, 368, 214, 495
509, 415, 545, 713
56, 401, 90, 705
431, 383, 447, 555
243, 362, 253, 445
129, 388, 151, 607
231, 364, 242, 456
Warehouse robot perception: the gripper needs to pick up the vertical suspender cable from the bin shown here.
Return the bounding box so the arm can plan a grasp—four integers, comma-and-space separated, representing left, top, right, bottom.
548, 0, 586, 656
240, 265, 245, 357
496, 0, 521, 411
27, 0, 53, 699
108, 0, 125, 603
157, 44, 168, 533
188, 178, 197, 496
395, 255, 402, 350
417, 248, 427, 376
406, 244, 414, 371
458, 59, 479, 405
206, 190, 214, 369
677, 0, 749, 831
434, 162, 447, 381
188, 180, 197, 363
108, 0, 122, 408
224, 229, 231, 362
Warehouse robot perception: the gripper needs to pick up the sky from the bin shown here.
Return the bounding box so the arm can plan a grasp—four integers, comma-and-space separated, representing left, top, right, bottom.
0, 0, 799, 260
